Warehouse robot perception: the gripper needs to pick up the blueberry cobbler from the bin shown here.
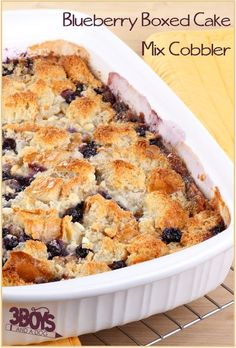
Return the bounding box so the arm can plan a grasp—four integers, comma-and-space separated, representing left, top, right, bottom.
2, 40, 226, 286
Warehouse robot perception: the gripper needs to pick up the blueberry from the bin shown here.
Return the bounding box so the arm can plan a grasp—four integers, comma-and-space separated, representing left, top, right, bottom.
47, 240, 67, 259
61, 84, 85, 103
162, 228, 182, 244
113, 101, 139, 122
134, 210, 143, 221
18, 232, 32, 243
113, 101, 129, 113
211, 220, 225, 235
2, 165, 12, 180
5, 179, 21, 192
3, 193, 17, 201
2, 66, 14, 76
95, 86, 116, 104
2, 228, 9, 237
109, 260, 126, 270
117, 202, 128, 211
62, 202, 84, 223
75, 245, 92, 259
3, 224, 23, 237
17, 175, 34, 189
80, 141, 98, 158
61, 89, 75, 103
135, 124, 148, 137
24, 58, 34, 73
75, 83, 85, 94
98, 191, 112, 200
67, 127, 78, 133
149, 137, 167, 153
2, 59, 18, 76
28, 163, 46, 174
2, 138, 16, 152
3, 234, 19, 250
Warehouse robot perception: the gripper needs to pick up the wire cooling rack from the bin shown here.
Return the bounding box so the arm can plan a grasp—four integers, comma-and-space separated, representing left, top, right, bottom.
80, 267, 234, 346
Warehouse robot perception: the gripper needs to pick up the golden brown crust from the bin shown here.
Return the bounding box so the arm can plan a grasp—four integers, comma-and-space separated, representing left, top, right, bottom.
100, 159, 146, 192
3, 121, 40, 133
93, 236, 127, 264
79, 261, 111, 276
33, 57, 66, 82
17, 240, 48, 259
13, 208, 62, 242
28, 40, 89, 60
181, 210, 222, 247
127, 234, 168, 265
25, 176, 64, 203
50, 78, 76, 94
84, 194, 139, 242
142, 192, 189, 230
93, 123, 137, 147
60, 55, 101, 87
66, 95, 115, 131
22, 149, 70, 168
147, 168, 185, 194
32, 126, 70, 150
3, 91, 39, 123
3, 251, 56, 286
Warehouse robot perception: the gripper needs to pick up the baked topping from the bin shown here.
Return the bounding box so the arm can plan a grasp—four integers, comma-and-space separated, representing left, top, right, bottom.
2, 40, 226, 286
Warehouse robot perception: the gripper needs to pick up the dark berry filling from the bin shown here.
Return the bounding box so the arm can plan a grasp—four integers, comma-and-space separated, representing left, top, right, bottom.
3, 234, 19, 250
80, 141, 98, 158
94, 86, 116, 104
109, 260, 127, 270
24, 58, 34, 74
167, 152, 189, 177
2, 165, 12, 180
2, 61, 16, 76
2, 224, 23, 237
135, 124, 148, 137
61, 83, 85, 103
117, 202, 128, 211
98, 191, 112, 200
162, 228, 182, 244
3, 193, 17, 201
149, 137, 169, 153
2, 66, 15, 76
2, 228, 9, 237
67, 127, 78, 133
28, 163, 46, 174
2, 58, 19, 76
2, 138, 16, 152
134, 210, 143, 221
16, 175, 34, 190
47, 240, 67, 259
113, 101, 129, 114
210, 220, 225, 235
3, 167, 35, 191
62, 202, 84, 223
5, 179, 21, 192
18, 232, 32, 243
75, 245, 92, 259
113, 101, 139, 122
3, 174, 35, 206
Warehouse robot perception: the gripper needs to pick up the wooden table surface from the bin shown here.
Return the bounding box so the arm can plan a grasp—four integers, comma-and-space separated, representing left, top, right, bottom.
3, 1, 234, 346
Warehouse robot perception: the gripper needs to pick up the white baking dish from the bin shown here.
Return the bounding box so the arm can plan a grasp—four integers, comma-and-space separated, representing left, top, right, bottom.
2, 10, 234, 345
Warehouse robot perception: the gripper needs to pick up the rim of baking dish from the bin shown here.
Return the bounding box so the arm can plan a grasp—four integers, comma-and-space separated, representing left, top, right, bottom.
2, 230, 233, 302
2, 10, 234, 302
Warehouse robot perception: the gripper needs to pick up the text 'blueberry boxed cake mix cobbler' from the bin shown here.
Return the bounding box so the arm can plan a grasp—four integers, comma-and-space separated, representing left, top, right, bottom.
2, 40, 227, 286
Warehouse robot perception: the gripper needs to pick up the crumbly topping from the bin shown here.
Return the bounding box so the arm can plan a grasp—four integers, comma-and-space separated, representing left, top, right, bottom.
2, 40, 225, 286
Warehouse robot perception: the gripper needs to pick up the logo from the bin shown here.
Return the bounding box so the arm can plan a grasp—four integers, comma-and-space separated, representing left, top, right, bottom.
5, 306, 62, 338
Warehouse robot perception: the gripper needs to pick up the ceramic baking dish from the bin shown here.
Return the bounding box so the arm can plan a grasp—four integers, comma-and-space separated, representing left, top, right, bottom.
2, 10, 234, 345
